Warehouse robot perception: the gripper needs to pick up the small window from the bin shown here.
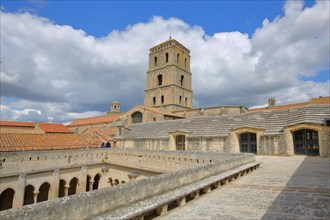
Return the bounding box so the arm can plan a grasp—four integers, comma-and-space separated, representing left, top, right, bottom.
154, 56, 157, 66
179, 96, 182, 104
176, 135, 185, 150
185, 97, 188, 106
180, 75, 184, 86
153, 97, 156, 105
161, 95, 164, 104
184, 58, 187, 67
158, 74, 163, 86
132, 112, 143, 124
177, 53, 180, 63
166, 53, 169, 63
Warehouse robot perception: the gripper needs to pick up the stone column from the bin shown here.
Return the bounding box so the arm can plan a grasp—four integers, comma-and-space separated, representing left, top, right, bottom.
64, 185, 69, 196
50, 169, 60, 200
89, 181, 94, 191
78, 166, 87, 193
13, 174, 26, 208
33, 191, 39, 204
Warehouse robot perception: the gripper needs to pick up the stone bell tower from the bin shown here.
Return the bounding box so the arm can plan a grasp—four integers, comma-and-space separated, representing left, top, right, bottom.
144, 38, 193, 111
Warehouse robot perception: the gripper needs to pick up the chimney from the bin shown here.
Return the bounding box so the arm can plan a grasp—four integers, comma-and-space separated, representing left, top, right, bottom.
268, 97, 276, 108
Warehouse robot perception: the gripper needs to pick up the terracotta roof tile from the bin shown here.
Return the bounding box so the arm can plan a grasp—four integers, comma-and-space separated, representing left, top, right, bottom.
38, 123, 73, 133
82, 127, 118, 141
0, 121, 34, 127
0, 133, 102, 152
67, 115, 121, 127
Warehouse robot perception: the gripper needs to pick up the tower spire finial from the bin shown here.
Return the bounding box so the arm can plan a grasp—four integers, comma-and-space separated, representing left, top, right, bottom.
169, 32, 172, 39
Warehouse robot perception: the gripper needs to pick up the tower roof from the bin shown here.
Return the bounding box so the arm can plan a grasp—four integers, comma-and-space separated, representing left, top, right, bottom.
149, 38, 190, 54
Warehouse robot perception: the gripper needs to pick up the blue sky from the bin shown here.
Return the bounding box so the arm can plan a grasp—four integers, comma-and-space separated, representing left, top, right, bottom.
0, 0, 329, 123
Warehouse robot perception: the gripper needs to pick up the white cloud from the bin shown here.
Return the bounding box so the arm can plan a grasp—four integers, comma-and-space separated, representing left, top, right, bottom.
0, 0, 329, 123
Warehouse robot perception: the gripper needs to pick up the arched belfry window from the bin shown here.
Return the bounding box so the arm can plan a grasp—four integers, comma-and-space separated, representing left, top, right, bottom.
179, 96, 182, 104
185, 97, 188, 106
132, 112, 143, 124
161, 95, 164, 104
180, 75, 184, 86
177, 53, 180, 63
158, 74, 163, 86
153, 97, 156, 105
154, 56, 157, 66
165, 53, 169, 63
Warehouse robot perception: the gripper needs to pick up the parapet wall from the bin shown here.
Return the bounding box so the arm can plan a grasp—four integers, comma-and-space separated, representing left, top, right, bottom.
0, 150, 255, 219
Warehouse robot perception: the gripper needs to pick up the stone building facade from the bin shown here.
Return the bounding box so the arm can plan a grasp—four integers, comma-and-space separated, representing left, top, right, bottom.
117, 104, 330, 157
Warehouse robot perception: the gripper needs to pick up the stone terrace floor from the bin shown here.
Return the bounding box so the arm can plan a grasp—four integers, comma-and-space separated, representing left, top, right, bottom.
157, 156, 330, 220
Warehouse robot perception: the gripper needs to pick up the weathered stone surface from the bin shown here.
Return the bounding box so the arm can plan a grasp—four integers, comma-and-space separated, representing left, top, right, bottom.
159, 156, 330, 220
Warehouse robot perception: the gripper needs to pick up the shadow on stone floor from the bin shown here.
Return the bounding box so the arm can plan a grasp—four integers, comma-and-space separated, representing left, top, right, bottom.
261, 156, 330, 220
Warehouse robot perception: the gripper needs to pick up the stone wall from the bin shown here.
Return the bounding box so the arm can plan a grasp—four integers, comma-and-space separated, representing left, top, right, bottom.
0, 151, 254, 219
172, 106, 248, 118
117, 124, 330, 157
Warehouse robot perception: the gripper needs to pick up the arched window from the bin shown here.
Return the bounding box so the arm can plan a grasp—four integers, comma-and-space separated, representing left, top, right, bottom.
154, 56, 157, 66
132, 112, 143, 124
240, 133, 257, 154
179, 96, 182, 104
177, 53, 180, 63
161, 95, 164, 104
93, 174, 101, 190
0, 188, 15, 211
24, 185, 35, 205
180, 75, 184, 86
37, 182, 50, 203
185, 97, 188, 106
176, 135, 185, 150
58, 179, 66, 197
158, 74, 162, 86
68, 178, 78, 196
293, 129, 319, 156
165, 53, 169, 63
184, 58, 187, 67
153, 97, 156, 106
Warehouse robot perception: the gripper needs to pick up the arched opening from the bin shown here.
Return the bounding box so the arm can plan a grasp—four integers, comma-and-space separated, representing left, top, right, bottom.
154, 56, 157, 66
239, 132, 257, 154
179, 96, 182, 104
157, 74, 163, 86
0, 188, 15, 211
86, 175, 91, 191
153, 97, 156, 106
161, 95, 164, 104
176, 135, 185, 150
24, 185, 35, 205
58, 179, 66, 197
114, 179, 119, 186
93, 174, 101, 190
293, 129, 319, 156
185, 97, 188, 106
105, 142, 111, 148
165, 53, 169, 63
180, 75, 184, 86
68, 178, 78, 196
37, 182, 50, 203
177, 53, 180, 63
132, 112, 143, 124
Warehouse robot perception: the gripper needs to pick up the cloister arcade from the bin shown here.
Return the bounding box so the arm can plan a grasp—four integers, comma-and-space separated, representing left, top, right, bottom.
0, 173, 127, 211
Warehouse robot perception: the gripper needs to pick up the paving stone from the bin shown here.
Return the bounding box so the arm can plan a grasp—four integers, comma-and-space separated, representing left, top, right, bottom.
158, 156, 330, 220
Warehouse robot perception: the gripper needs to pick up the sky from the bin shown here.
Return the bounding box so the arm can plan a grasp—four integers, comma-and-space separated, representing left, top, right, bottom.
0, 0, 329, 123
